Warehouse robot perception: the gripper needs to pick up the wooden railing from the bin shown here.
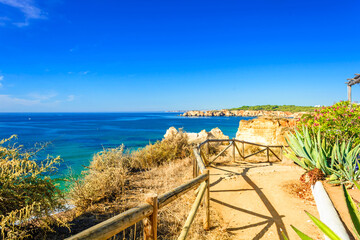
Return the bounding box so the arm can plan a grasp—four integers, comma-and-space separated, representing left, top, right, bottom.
66, 152, 209, 240
197, 139, 287, 166
66, 138, 286, 240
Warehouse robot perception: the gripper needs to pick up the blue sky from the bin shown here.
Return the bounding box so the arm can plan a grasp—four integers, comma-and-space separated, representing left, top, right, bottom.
0, 0, 359, 112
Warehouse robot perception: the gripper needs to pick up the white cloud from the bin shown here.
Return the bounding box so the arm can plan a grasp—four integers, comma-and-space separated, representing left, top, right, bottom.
0, 0, 45, 26
0, 94, 40, 106
67, 94, 75, 102
0, 75, 3, 88
0, 92, 76, 111
28, 92, 57, 101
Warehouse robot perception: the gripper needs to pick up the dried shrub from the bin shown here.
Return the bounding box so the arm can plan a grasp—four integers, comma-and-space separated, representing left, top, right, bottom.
300, 168, 325, 186
70, 129, 192, 211
132, 129, 192, 169
0, 135, 66, 239
69, 145, 129, 210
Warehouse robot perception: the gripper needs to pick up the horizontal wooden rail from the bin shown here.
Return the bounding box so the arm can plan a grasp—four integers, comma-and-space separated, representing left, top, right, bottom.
66, 203, 153, 240
198, 139, 288, 165
198, 138, 288, 149
158, 173, 208, 208
66, 172, 209, 240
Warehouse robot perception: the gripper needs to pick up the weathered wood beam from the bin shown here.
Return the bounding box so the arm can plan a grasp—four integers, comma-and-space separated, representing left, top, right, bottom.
177, 181, 207, 240
348, 85, 352, 102
208, 142, 232, 165
268, 148, 282, 162
66, 203, 153, 240
158, 172, 208, 208
203, 169, 210, 231
66, 172, 209, 240
244, 148, 267, 159
193, 148, 206, 172
143, 194, 158, 240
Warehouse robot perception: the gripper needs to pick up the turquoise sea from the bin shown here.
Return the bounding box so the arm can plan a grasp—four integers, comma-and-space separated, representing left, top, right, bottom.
0, 112, 255, 178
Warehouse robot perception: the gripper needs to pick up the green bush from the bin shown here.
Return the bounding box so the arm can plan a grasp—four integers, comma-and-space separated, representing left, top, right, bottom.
298, 101, 360, 145
229, 104, 315, 113
0, 136, 66, 239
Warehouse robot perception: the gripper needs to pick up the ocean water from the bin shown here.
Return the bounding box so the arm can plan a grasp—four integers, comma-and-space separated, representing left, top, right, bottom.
0, 112, 254, 178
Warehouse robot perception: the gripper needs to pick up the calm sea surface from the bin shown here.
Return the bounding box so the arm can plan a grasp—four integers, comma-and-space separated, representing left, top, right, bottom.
0, 112, 254, 178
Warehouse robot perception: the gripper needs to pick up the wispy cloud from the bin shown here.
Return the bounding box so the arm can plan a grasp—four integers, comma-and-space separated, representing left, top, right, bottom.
0, 0, 45, 26
0, 92, 76, 111
28, 92, 57, 101
0, 75, 3, 88
0, 94, 40, 106
67, 94, 75, 102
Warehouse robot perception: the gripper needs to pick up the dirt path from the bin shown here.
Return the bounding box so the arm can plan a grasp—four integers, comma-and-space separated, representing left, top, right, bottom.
209, 162, 322, 240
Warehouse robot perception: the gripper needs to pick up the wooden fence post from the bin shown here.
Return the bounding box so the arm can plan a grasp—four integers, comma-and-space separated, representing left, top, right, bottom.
206, 141, 210, 156
232, 140, 235, 162
242, 141, 245, 161
204, 169, 210, 230
280, 146, 283, 161
143, 194, 158, 240
193, 156, 196, 178
266, 147, 270, 162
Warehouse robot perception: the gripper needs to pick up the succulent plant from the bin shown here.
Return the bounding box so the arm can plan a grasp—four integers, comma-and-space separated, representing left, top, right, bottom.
285, 127, 332, 176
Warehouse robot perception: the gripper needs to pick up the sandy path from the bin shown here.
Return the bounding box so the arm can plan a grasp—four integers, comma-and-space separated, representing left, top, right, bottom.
209, 163, 322, 240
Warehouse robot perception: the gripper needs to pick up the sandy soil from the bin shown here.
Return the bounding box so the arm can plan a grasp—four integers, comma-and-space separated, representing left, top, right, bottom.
324, 182, 360, 239
209, 162, 323, 240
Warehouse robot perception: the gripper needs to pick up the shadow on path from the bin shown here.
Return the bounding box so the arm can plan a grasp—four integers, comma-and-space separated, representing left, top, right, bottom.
210, 166, 288, 240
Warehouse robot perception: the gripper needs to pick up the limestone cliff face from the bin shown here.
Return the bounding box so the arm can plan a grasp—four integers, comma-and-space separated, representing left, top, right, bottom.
235, 117, 296, 145
164, 127, 229, 145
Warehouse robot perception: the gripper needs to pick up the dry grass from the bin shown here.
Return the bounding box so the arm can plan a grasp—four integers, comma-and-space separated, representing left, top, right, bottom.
69, 145, 129, 210
70, 130, 192, 211
47, 158, 232, 240
45, 129, 230, 239
131, 129, 192, 169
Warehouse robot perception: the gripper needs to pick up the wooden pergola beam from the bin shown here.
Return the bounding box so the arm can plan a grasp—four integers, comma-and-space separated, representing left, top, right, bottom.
346, 73, 360, 102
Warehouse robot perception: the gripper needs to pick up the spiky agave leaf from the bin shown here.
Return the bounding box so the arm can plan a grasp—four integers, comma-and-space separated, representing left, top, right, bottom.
343, 184, 360, 237
290, 225, 314, 240
304, 211, 342, 240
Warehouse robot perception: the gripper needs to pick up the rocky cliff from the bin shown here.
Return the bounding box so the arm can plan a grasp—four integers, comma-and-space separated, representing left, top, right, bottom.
182, 110, 307, 118
235, 117, 296, 146
164, 127, 229, 145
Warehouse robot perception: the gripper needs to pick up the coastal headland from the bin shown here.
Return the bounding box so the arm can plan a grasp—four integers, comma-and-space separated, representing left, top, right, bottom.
182, 109, 308, 118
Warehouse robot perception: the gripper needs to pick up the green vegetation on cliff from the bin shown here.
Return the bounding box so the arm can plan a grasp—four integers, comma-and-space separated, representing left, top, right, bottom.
229, 105, 315, 113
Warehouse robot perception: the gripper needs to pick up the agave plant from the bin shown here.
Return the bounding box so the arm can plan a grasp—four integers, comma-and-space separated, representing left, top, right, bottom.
328, 140, 360, 185
282, 182, 360, 240
285, 127, 332, 175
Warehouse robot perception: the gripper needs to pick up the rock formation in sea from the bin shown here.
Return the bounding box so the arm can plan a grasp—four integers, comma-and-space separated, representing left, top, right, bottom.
164, 127, 229, 145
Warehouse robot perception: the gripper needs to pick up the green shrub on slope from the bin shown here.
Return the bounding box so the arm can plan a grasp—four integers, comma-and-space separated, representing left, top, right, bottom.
0, 135, 65, 239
